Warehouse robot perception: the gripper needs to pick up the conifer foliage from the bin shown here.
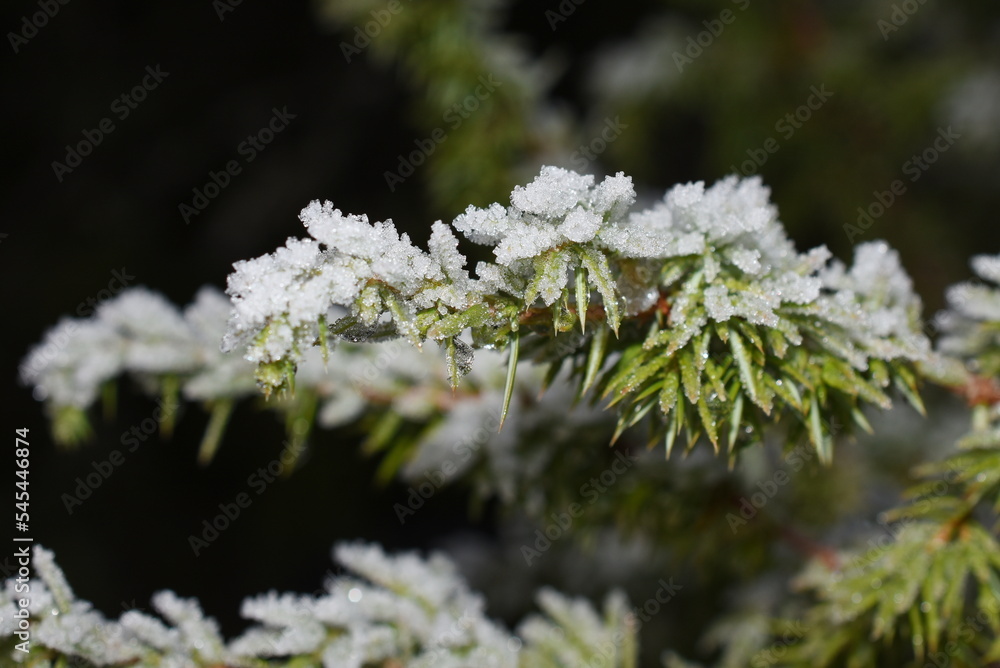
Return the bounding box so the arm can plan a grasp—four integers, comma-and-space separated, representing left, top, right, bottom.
9, 1, 1000, 666
13, 168, 1000, 666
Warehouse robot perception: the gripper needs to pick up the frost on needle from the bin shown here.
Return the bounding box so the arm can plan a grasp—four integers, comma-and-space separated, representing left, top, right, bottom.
221, 166, 928, 461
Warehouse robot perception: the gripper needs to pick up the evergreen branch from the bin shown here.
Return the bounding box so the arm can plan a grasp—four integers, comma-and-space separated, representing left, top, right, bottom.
218, 167, 930, 461
22, 168, 933, 465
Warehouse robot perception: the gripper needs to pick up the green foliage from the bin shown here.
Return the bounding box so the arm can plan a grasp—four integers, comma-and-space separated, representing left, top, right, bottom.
752, 434, 1000, 667
597, 302, 923, 465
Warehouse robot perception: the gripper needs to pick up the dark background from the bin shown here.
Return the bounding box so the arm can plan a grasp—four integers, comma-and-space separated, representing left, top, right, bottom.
2, 0, 999, 640
2, 0, 490, 634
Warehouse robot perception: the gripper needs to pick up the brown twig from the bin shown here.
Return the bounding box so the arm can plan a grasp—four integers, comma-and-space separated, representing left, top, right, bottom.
517, 303, 606, 327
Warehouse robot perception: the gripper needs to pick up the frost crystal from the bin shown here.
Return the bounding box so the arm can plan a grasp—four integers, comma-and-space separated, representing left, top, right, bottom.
223, 201, 485, 387
603, 176, 832, 334
455, 166, 636, 265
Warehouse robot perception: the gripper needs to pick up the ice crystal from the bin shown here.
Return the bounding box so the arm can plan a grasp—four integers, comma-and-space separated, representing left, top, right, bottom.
602, 176, 773, 257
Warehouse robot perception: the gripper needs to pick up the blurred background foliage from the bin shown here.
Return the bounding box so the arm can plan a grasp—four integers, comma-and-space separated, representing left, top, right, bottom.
3, 0, 1000, 665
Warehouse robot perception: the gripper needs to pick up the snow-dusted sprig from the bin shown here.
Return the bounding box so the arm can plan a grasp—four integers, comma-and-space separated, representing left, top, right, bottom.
936, 253, 1000, 381
920, 252, 1000, 436
222, 167, 648, 430
222, 167, 929, 462
21, 283, 625, 490
20, 286, 425, 463
19, 284, 470, 465
598, 196, 929, 462
549, 175, 928, 462
232, 541, 520, 667
20, 286, 260, 454
0, 546, 229, 666
0, 543, 636, 668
